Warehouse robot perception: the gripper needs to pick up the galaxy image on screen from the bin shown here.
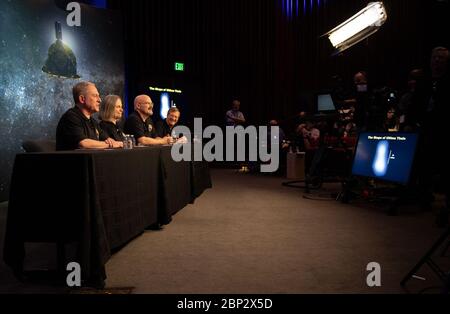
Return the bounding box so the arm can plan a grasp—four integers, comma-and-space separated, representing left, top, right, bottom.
0, 1, 125, 200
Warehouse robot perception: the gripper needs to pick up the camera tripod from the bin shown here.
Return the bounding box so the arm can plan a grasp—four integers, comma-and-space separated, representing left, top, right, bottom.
401, 227, 450, 289
282, 146, 329, 192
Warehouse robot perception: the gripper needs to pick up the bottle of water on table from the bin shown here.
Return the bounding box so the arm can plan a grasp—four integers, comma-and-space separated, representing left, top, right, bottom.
123, 134, 130, 149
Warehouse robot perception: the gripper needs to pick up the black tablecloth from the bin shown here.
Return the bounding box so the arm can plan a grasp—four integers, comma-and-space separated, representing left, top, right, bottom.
3, 146, 211, 287
159, 147, 192, 217
191, 160, 213, 200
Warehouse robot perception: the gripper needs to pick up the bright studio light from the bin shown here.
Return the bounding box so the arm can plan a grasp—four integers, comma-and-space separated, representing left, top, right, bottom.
326, 2, 387, 54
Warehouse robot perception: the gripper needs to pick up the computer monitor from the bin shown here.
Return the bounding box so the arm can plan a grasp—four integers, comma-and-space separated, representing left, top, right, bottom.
317, 94, 336, 113
351, 132, 418, 185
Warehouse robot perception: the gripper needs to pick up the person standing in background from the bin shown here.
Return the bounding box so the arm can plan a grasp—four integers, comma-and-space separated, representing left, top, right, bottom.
225, 99, 246, 126
416, 47, 450, 227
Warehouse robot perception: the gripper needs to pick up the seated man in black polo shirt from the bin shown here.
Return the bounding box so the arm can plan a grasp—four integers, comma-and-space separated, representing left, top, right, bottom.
56, 81, 123, 150
155, 107, 181, 138
124, 94, 173, 146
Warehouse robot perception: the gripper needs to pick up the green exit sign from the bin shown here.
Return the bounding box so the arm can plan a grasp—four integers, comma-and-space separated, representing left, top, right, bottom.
175, 62, 184, 71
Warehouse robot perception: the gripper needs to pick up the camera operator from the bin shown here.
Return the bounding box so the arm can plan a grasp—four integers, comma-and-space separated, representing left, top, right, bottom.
383, 106, 400, 132
370, 86, 399, 131
343, 71, 377, 131
398, 68, 424, 131
301, 122, 321, 151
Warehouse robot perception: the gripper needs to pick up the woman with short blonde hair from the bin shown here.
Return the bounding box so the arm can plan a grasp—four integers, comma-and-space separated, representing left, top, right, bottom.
99, 95, 125, 141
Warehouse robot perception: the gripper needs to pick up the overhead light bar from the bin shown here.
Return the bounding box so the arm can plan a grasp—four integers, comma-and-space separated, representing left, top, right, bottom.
325, 2, 387, 54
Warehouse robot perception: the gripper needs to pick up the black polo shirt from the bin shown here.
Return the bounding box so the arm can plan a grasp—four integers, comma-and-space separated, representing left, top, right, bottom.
99, 120, 125, 142
155, 120, 174, 138
124, 111, 156, 139
56, 106, 108, 151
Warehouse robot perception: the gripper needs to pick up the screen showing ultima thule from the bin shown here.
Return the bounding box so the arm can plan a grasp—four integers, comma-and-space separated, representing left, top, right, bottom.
351, 133, 418, 185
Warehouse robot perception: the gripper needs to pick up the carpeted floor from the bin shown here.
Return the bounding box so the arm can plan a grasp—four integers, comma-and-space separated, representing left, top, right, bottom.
104, 169, 448, 294
0, 169, 448, 294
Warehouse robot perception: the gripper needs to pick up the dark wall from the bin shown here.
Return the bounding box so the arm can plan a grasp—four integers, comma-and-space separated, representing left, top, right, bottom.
110, 0, 278, 127
109, 0, 448, 127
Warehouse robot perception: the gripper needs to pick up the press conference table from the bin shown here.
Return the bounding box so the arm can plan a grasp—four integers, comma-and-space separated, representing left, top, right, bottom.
3, 146, 212, 288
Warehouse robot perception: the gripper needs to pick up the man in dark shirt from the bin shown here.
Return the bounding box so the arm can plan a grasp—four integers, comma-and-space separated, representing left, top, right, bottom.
155, 107, 181, 138
56, 82, 123, 150
124, 94, 173, 146
416, 47, 450, 226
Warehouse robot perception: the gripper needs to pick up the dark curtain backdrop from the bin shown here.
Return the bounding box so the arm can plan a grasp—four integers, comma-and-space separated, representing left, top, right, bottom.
108, 0, 449, 130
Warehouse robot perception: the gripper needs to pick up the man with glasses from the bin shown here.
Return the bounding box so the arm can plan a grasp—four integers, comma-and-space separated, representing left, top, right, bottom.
155, 107, 181, 138
124, 94, 173, 146
56, 81, 123, 150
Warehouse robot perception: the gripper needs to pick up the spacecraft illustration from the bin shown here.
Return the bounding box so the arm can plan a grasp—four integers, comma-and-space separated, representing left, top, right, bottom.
42, 21, 80, 78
